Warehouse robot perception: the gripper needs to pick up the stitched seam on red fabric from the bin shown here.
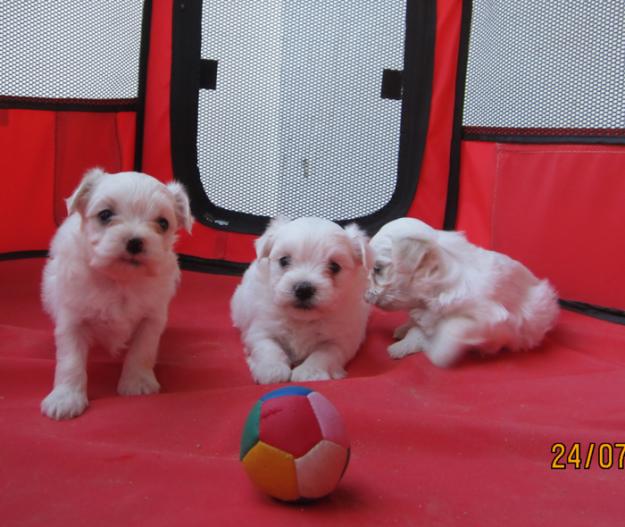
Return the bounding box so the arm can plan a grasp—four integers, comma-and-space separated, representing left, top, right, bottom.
490, 143, 503, 250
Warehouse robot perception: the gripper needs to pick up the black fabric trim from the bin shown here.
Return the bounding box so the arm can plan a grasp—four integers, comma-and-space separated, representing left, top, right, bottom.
134, 0, 153, 172
170, 0, 207, 227
177, 254, 248, 275
462, 130, 625, 146
0, 96, 137, 113
463, 126, 625, 138
0, 250, 48, 261
200, 59, 219, 90
443, 0, 473, 230
559, 300, 625, 326
170, 0, 437, 236
381, 69, 403, 100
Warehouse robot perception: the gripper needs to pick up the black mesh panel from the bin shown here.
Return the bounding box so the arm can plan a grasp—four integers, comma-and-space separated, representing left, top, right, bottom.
0, 2, 144, 102
463, 1, 625, 136
196, 0, 407, 220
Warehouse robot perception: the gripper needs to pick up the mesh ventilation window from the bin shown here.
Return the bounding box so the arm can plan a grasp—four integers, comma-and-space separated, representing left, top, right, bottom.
463, 0, 625, 133
0, 2, 144, 101
197, 0, 406, 220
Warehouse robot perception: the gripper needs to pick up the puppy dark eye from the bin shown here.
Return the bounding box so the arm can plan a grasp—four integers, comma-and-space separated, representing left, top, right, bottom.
278, 256, 291, 268
329, 261, 341, 275
157, 217, 169, 232
373, 265, 383, 275
97, 209, 114, 225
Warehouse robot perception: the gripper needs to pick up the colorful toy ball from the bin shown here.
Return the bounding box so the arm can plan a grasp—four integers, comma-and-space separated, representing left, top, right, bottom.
240, 386, 350, 502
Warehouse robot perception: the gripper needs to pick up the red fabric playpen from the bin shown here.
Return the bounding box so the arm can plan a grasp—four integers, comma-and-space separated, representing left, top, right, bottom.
2, 1, 624, 525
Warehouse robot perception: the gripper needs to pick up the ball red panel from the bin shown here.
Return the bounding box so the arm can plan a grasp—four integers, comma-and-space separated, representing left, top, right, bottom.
259, 395, 322, 458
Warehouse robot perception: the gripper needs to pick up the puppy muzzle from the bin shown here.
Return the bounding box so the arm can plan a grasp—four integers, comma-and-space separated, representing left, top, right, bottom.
292, 281, 316, 310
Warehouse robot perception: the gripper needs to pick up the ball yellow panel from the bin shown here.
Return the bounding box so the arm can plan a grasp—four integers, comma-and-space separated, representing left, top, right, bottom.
242, 441, 299, 501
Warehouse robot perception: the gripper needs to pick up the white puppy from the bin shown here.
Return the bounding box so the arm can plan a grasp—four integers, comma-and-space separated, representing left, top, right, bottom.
231, 217, 372, 384
366, 218, 559, 367
41, 168, 192, 419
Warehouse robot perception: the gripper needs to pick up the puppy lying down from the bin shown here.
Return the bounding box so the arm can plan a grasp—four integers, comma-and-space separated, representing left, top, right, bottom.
231, 217, 372, 384
366, 218, 559, 367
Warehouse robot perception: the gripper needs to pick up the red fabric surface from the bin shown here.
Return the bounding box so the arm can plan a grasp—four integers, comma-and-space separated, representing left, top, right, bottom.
0, 111, 56, 253
0, 109, 136, 254
455, 140, 498, 248
456, 141, 625, 309
141, 0, 174, 186
54, 112, 136, 225
2, 258, 625, 526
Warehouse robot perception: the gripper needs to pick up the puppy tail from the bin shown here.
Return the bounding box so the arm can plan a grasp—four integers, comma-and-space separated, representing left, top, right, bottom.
519, 279, 560, 349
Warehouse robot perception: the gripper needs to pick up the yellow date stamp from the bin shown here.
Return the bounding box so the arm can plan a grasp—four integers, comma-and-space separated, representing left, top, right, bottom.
551, 442, 625, 470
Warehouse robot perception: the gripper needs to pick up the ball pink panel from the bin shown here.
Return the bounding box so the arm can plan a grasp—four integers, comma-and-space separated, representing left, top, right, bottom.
307, 391, 349, 448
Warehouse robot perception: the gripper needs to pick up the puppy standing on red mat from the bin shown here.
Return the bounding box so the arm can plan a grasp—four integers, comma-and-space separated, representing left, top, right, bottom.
41, 168, 192, 420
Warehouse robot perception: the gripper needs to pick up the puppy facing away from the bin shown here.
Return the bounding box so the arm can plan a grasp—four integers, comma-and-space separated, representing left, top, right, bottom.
41, 168, 192, 419
366, 218, 559, 367
231, 217, 373, 384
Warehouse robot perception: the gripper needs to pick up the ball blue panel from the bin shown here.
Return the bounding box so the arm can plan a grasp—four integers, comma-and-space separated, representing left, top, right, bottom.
260, 385, 313, 402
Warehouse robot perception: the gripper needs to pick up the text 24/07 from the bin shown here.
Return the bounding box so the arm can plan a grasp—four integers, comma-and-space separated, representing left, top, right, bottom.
551, 443, 625, 470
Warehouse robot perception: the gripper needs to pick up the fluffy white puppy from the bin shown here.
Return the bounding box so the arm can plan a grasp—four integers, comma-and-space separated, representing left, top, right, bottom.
231, 217, 372, 384
41, 168, 192, 419
366, 218, 559, 367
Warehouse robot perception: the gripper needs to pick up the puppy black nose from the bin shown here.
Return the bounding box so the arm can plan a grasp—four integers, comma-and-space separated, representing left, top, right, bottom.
126, 238, 144, 255
294, 282, 316, 302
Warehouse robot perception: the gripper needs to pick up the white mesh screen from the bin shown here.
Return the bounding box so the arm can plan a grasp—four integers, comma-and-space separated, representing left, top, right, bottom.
463, 0, 625, 131
0, 1, 144, 100
197, 0, 406, 220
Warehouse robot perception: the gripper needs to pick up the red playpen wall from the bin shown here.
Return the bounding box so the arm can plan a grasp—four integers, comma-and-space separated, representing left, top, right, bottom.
456, 141, 625, 310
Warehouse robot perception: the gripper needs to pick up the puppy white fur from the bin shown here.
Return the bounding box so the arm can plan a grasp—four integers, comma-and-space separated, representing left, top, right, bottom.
366, 218, 559, 367
41, 168, 192, 419
231, 217, 372, 384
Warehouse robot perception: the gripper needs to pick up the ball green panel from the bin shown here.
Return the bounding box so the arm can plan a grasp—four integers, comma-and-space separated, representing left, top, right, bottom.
240, 400, 262, 460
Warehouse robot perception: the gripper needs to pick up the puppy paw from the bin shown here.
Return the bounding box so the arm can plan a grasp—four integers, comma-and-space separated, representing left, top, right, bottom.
291, 363, 345, 382
250, 361, 292, 385
388, 327, 428, 359
41, 386, 88, 420
388, 339, 421, 359
117, 368, 160, 396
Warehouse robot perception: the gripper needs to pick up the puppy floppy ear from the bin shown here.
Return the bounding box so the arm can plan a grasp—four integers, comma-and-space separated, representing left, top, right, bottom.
393, 237, 440, 278
255, 216, 290, 259
66, 167, 105, 216
344, 223, 374, 270
166, 181, 193, 233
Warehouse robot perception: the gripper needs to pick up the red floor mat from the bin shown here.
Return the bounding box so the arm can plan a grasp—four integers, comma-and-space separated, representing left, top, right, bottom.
1, 258, 624, 526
